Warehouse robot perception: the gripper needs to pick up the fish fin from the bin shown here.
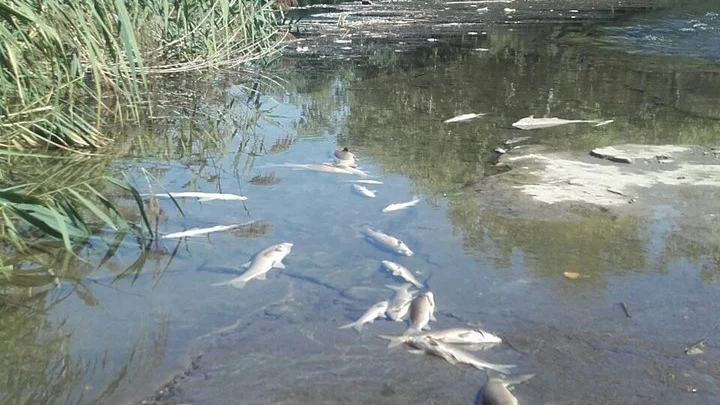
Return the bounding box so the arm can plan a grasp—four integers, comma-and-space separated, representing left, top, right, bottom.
423, 325, 432, 331
214, 279, 247, 289
210, 280, 233, 287
273, 261, 286, 269
407, 349, 425, 355
430, 314, 437, 322
377, 335, 405, 348
491, 373, 535, 387
488, 364, 517, 375
256, 273, 267, 280
241, 261, 252, 268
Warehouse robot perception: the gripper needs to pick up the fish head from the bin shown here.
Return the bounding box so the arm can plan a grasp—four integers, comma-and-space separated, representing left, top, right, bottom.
274, 242, 294, 255
423, 291, 436, 307
396, 241, 414, 256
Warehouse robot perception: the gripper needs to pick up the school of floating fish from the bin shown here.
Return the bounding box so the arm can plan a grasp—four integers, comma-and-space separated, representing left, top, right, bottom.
146, 138, 563, 403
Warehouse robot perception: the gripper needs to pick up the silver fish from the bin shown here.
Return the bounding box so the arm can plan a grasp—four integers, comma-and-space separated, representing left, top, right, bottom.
512, 115, 602, 130
443, 113, 485, 123
162, 221, 255, 239
482, 374, 535, 405
151, 191, 248, 202
382, 198, 420, 213
406, 291, 436, 334
343, 179, 384, 185
381, 260, 423, 288
211, 243, 293, 289
351, 183, 376, 198
263, 163, 369, 176
409, 336, 515, 375
338, 300, 389, 332
361, 227, 414, 256
380, 327, 502, 348
385, 283, 416, 322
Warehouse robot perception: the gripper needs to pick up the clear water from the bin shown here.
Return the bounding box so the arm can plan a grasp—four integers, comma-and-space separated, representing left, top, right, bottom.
2, 19, 720, 405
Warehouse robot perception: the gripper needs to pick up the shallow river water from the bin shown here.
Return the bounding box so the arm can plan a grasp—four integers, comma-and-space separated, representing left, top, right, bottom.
2, 5, 720, 405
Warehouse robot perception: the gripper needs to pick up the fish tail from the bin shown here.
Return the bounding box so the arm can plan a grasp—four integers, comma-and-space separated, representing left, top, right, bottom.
211, 280, 233, 287
486, 363, 516, 375
337, 321, 360, 331
377, 335, 405, 348
494, 373, 535, 387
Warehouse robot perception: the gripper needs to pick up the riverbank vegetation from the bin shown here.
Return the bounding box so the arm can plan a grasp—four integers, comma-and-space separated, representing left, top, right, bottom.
0, 0, 282, 255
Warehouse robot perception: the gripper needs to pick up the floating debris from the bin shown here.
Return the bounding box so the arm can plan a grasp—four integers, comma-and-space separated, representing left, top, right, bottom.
268, 135, 296, 154
232, 221, 273, 238
249, 171, 283, 186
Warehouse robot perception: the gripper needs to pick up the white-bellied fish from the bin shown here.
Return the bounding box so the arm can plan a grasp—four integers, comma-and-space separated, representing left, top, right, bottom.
351, 183, 377, 198
408, 336, 515, 374
162, 221, 255, 239
443, 113, 485, 123
512, 115, 602, 130
482, 373, 535, 405
380, 327, 502, 348
150, 192, 248, 202
343, 179, 384, 185
406, 291, 436, 334
381, 261, 424, 288
211, 242, 293, 289
382, 198, 421, 213
337, 300, 389, 332
262, 163, 369, 176
385, 283, 416, 322
361, 227, 414, 256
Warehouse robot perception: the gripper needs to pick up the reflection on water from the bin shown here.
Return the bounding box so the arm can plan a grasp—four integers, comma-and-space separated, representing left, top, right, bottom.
2, 16, 720, 405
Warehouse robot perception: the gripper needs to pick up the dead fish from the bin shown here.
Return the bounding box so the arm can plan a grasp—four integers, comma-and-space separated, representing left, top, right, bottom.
380, 327, 502, 348
443, 113, 485, 123
482, 374, 535, 405
334, 147, 358, 167
503, 136, 531, 145
211, 243, 293, 289
381, 261, 424, 288
351, 183, 377, 198
406, 291, 436, 334
594, 119, 615, 127
150, 192, 248, 202
385, 283, 417, 322
343, 179, 384, 185
162, 221, 255, 239
382, 198, 421, 213
407, 336, 516, 374
263, 163, 369, 176
512, 115, 602, 130
362, 227, 414, 256
338, 300, 389, 332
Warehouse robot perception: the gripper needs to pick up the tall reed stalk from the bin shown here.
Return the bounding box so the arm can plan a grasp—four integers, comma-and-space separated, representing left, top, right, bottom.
0, 0, 281, 250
